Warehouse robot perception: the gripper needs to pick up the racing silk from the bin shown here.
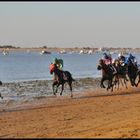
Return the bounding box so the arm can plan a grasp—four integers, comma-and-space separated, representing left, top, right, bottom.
102, 57, 112, 65
118, 56, 126, 66
124, 57, 130, 65
53, 59, 63, 70
119, 56, 126, 62
125, 56, 137, 66
58, 59, 63, 70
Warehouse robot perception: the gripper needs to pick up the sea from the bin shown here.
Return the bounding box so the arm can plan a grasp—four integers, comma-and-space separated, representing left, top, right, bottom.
0, 51, 140, 83
0, 50, 140, 107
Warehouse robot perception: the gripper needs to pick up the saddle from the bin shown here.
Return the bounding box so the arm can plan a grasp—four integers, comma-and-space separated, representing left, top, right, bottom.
63, 72, 68, 81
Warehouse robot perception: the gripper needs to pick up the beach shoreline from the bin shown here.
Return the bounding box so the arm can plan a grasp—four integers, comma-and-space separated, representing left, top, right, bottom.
0, 77, 101, 110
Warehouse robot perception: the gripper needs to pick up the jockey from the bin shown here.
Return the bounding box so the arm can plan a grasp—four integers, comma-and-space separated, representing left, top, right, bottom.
51, 57, 64, 81
124, 53, 139, 74
118, 53, 126, 66
53, 57, 63, 70
102, 53, 117, 74
102, 53, 112, 65
125, 53, 138, 68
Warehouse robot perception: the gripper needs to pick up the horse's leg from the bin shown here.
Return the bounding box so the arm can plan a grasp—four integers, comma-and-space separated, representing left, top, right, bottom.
112, 75, 119, 90
52, 81, 58, 95
0, 93, 3, 99
109, 75, 116, 92
54, 82, 61, 94
133, 77, 137, 87
129, 75, 134, 86
113, 76, 117, 89
101, 78, 106, 88
113, 75, 118, 89
60, 83, 64, 96
135, 72, 140, 87
120, 79, 123, 89
107, 80, 111, 91
117, 78, 120, 90
108, 75, 115, 92
107, 80, 113, 91
137, 73, 140, 87
0, 81, 2, 85
137, 74, 140, 87
118, 78, 123, 90
134, 73, 139, 87
124, 78, 128, 89
111, 79, 114, 92
68, 81, 73, 98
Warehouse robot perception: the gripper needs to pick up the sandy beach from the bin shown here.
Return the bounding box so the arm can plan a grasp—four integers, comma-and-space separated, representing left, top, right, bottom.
0, 78, 140, 138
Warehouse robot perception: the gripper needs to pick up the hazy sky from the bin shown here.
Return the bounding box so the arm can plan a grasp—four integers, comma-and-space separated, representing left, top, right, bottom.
0, 2, 140, 48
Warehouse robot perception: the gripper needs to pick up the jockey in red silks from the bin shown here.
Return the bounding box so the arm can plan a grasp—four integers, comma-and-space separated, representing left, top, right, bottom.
102, 53, 117, 74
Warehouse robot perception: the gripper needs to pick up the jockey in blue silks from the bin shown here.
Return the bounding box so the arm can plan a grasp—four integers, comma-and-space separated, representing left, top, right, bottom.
124, 53, 139, 72
125, 53, 137, 66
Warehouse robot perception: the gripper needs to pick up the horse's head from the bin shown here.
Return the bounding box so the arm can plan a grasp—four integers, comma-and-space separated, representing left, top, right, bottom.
50, 63, 57, 75
128, 59, 138, 72
114, 59, 120, 67
97, 59, 104, 70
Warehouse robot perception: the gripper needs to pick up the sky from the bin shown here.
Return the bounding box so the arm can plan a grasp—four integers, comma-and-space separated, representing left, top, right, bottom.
0, 2, 140, 48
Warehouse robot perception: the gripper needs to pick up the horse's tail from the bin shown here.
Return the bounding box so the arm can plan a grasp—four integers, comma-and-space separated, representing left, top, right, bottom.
0, 81, 2, 85
64, 71, 75, 82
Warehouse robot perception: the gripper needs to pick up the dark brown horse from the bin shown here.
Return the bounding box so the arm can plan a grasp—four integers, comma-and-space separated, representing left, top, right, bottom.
50, 63, 75, 97
97, 59, 116, 92
113, 59, 128, 90
127, 60, 138, 87
0, 81, 3, 99
134, 68, 140, 87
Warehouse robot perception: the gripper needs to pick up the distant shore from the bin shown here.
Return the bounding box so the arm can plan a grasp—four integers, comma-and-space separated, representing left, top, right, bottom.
0, 47, 140, 53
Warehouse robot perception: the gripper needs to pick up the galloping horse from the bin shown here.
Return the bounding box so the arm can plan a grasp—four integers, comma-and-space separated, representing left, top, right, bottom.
97, 59, 116, 92
135, 69, 140, 87
50, 63, 75, 97
0, 81, 3, 99
113, 59, 128, 90
127, 60, 138, 87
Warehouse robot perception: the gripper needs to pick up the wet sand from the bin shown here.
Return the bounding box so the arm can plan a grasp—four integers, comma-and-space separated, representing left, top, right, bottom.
0, 78, 140, 138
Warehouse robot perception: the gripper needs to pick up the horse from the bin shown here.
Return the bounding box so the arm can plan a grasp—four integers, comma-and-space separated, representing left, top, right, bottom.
113, 73, 128, 90
127, 60, 138, 87
97, 59, 116, 92
0, 81, 3, 99
113, 59, 128, 90
50, 63, 75, 97
134, 66, 140, 87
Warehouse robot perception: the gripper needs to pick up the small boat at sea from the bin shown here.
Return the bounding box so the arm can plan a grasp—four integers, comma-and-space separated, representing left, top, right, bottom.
59, 50, 67, 54
40, 50, 51, 55
79, 50, 84, 54
2, 49, 9, 55
79, 49, 88, 54
88, 50, 93, 55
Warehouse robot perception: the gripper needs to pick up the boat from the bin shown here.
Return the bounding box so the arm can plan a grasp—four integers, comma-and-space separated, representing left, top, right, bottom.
88, 50, 93, 55
40, 50, 51, 55
79, 50, 84, 54
59, 50, 67, 54
79, 49, 87, 54
2, 49, 9, 55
